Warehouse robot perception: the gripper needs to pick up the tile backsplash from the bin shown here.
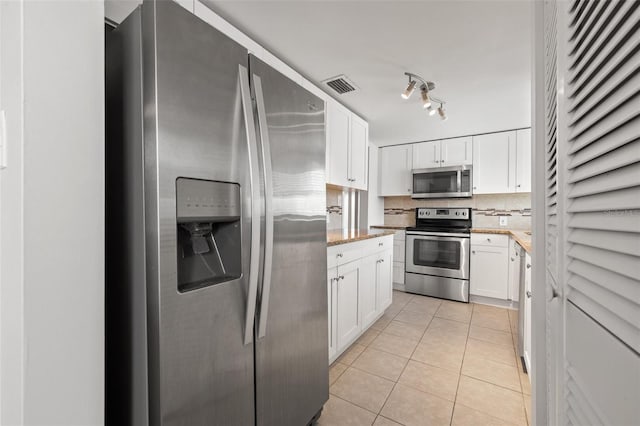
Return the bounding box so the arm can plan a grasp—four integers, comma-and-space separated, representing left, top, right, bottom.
383, 193, 531, 229
326, 187, 343, 230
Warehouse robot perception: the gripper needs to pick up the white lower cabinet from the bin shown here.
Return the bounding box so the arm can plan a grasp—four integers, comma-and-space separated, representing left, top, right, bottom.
523, 253, 532, 375
377, 250, 393, 311
327, 235, 393, 362
335, 260, 361, 350
392, 230, 406, 286
360, 255, 378, 328
470, 234, 509, 299
327, 272, 336, 360
508, 239, 522, 302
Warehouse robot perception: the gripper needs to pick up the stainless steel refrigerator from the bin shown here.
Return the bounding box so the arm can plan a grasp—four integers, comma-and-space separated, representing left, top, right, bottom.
106, 2, 328, 425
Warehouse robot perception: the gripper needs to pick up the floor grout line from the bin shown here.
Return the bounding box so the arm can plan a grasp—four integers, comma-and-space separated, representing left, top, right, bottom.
329, 293, 527, 426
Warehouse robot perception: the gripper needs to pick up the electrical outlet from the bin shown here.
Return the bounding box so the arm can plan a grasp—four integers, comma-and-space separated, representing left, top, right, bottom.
499, 216, 508, 226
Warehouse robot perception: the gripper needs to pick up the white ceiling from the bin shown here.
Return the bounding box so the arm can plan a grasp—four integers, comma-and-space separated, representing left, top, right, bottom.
205, 0, 533, 146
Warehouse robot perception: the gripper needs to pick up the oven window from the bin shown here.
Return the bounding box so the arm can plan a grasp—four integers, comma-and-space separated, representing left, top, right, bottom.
414, 170, 458, 194
413, 238, 461, 270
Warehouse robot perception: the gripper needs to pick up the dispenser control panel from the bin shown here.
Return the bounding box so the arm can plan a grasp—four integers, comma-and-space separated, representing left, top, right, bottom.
176, 178, 240, 222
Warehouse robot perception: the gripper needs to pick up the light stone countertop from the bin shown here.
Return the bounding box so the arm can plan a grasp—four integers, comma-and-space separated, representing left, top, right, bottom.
327, 228, 396, 246
471, 228, 532, 253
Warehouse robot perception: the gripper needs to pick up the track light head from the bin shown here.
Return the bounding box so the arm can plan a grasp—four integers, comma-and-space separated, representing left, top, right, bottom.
420, 88, 432, 109
438, 104, 448, 121
401, 80, 417, 99
426, 105, 437, 116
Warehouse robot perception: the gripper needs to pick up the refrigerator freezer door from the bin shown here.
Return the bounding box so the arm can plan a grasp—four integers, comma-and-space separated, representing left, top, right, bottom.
145, 2, 256, 424
250, 55, 329, 426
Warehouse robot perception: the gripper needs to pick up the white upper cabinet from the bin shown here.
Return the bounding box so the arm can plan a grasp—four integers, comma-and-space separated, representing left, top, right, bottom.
326, 99, 368, 190
412, 141, 441, 169
441, 136, 473, 167
472, 131, 517, 194
379, 145, 412, 196
412, 137, 472, 170
515, 128, 532, 192
349, 114, 368, 190
327, 101, 351, 188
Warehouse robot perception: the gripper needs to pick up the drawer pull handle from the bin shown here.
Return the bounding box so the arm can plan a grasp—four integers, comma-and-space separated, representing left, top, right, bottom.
526, 290, 532, 298
472, 250, 476, 255
526, 263, 531, 269
339, 275, 345, 280
486, 238, 491, 242
378, 242, 383, 246
337, 253, 343, 258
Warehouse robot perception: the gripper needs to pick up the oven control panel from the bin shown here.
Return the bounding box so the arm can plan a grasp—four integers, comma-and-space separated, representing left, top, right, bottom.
417, 208, 471, 220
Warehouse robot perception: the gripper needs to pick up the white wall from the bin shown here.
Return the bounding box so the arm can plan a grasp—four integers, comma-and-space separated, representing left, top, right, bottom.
0, 1, 104, 424
0, 1, 25, 424
367, 144, 384, 226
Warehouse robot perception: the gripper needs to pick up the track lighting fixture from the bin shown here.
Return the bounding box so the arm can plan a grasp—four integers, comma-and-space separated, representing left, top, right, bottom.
421, 89, 432, 109
401, 80, 417, 99
402, 72, 447, 120
438, 104, 448, 121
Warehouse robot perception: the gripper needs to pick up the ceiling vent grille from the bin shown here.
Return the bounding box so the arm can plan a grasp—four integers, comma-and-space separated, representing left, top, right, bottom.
322, 75, 358, 95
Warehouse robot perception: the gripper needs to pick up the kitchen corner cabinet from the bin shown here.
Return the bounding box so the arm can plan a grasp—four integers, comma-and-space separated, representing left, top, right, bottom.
470, 234, 509, 299
413, 137, 472, 169
472, 129, 531, 194
379, 145, 412, 196
326, 100, 368, 190
327, 236, 393, 363
472, 131, 516, 194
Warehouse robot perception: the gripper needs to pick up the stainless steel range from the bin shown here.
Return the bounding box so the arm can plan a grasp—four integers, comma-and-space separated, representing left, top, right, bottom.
405, 208, 472, 302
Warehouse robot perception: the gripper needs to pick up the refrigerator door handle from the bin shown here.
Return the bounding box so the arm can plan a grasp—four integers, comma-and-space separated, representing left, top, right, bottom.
254, 74, 274, 339
239, 65, 261, 345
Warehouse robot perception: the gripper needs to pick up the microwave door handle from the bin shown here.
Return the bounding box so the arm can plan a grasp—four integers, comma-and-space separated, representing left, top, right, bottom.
239, 65, 261, 346
253, 75, 274, 340
457, 169, 462, 192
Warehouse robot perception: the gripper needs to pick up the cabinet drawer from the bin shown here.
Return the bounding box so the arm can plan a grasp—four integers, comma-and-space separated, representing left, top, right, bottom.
361, 235, 393, 256
471, 233, 509, 248
327, 243, 362, 268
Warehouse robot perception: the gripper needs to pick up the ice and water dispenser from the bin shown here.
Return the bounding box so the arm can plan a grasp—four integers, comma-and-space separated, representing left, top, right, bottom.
176, 178, 241, 292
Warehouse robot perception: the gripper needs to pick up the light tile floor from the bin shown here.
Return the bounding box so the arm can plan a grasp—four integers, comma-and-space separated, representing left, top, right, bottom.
321, 291, 531, 426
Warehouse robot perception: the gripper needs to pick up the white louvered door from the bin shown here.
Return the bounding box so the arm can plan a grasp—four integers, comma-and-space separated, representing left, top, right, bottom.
540, 0, 640, 424
543, 2, 562, 424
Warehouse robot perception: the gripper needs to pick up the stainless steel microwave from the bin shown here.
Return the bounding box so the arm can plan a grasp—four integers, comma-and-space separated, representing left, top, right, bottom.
412, 165, 472, 198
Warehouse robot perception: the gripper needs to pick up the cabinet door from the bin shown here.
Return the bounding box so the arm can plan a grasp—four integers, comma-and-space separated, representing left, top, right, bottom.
328, 271, 336, 360
508, 240, 521, 302
441, 136, 473, 167
359, 255, 378, 328
470, 245, 509, 299
412, 141, 441, 169
376, 250, 393, 312
523, 253, 532, 374
350, 115, 368, 190
327, 100, 350, 187
516, 128, 532, 192
336, 261, 361, 351
472, 131, 516, 194
379, 145, 412, 196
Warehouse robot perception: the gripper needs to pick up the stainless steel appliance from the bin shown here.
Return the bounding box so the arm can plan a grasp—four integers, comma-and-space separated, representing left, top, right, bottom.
412, 165, 473, 198
405, 208, 472, 302
105, 2, 327, 425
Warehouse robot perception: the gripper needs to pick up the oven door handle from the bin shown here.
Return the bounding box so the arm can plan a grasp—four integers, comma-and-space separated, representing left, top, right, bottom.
406, 231, 470, 239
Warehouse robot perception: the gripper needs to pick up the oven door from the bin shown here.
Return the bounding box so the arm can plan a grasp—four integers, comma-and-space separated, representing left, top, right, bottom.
405, 232, 470, 279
